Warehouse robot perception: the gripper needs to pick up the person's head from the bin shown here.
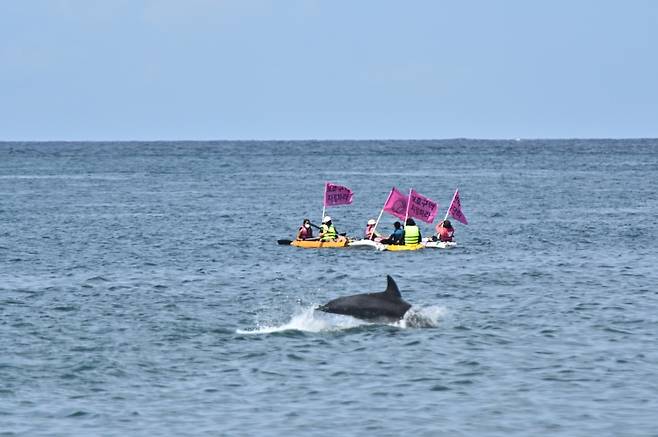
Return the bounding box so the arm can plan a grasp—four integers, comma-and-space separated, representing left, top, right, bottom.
322, 215, 332, 224
443, 219, 453, 229
367, 219, 376, 226
393, 221, 401, 229
303, 218, 311, 228
405, 218, 415, 226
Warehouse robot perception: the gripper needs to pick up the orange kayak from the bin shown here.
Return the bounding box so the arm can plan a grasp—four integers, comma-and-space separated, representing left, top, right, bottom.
291, 239, 349, 248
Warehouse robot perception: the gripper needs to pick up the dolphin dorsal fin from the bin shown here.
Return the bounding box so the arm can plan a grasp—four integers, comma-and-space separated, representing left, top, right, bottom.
384, 275, 402, 298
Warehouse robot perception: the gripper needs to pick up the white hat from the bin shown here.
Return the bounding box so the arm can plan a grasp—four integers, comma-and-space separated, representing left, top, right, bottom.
322, 215, 332, 223
367, 219, 376, 225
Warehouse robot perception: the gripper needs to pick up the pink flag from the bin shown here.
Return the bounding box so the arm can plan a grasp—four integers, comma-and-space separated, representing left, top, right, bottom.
408, 189, 439, 223
446, 189, 468, 224
323, 182, 354, 207
382, 187, 409, 220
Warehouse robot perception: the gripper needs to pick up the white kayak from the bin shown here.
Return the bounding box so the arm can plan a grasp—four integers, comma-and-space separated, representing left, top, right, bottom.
348, 239, 386, 251
422, 240, 457, 249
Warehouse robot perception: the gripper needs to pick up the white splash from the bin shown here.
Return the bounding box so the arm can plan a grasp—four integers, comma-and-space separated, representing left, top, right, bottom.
396, 305, 449, 328
237, 305, 448, 334
236, 307, 367, 334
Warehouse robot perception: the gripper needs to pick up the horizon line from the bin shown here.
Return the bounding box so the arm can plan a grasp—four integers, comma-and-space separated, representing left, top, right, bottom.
2, 137, 658, 143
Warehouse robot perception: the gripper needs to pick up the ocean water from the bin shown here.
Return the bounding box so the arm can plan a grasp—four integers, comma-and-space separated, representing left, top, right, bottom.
1, 139, 657, 436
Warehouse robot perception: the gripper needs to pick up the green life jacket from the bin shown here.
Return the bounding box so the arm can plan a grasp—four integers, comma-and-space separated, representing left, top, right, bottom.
404, 225, 420, 245
321, 224, 337, 241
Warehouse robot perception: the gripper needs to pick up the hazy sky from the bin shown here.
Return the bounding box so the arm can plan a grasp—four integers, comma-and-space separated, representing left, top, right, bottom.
2, 0, 657, 140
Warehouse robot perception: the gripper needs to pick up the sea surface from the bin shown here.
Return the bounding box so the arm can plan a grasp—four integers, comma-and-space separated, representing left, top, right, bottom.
1, 139, 657, 436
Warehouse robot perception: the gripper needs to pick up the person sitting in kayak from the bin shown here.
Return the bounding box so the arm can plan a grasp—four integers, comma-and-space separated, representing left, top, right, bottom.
296, 218, 315, 240
403, 218, 421, 245
364, 218, 382, 241
381, 221, 404, 245
432, 219, 455, 242
320, 216, 340, 242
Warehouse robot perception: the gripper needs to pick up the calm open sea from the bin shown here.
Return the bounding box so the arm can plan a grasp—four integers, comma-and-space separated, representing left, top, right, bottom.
1, 139, 657, 436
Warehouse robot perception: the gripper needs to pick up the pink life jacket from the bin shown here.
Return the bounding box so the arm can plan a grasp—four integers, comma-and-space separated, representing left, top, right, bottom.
438, 226, 454, 242
298, 226, 312, 240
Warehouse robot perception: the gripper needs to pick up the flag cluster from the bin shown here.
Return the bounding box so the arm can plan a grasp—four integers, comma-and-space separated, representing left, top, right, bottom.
321, 182, 468, 225
383, 188, 439, 223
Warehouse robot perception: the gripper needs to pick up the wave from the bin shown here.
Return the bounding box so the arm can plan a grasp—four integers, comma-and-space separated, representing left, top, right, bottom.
236, 305, 448, 335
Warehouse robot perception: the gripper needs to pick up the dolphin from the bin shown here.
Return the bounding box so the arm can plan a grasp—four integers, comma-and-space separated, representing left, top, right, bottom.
317, 275, 411, 322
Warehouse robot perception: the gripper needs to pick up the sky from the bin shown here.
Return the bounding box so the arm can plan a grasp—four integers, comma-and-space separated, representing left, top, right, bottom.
1, 0, 657, 140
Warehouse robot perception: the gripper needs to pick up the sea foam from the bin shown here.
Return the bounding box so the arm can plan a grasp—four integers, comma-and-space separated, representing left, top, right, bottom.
237, 305, 447, 334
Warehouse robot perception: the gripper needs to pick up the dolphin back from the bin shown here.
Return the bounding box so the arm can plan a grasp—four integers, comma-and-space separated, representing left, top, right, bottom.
317, 275, 411, 321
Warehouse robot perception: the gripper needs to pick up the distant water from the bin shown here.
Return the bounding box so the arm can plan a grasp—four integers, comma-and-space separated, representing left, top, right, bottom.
1, 139, 658, 436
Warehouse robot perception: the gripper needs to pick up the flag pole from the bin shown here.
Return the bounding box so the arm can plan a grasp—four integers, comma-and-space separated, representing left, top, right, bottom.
321, 182, 327, 224
404, 188, 412, 225
372, 188, 394, 239
444, 188, 458, 221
